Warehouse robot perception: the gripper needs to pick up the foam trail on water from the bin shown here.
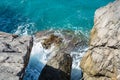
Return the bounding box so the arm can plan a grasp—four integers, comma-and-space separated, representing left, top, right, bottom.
71, 48, 88, 80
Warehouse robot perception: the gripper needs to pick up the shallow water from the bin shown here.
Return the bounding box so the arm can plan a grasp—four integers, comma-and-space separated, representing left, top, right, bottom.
0, 0, 114, 34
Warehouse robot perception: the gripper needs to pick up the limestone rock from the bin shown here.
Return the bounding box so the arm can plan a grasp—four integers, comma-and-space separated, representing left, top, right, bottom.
39, 52, 72, 80
0, 31, 33, 80
80, 0, 120, 80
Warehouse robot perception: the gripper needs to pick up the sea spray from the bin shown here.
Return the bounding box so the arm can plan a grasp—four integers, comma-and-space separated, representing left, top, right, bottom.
14, 23, 37, 35
71, 48, 88, 80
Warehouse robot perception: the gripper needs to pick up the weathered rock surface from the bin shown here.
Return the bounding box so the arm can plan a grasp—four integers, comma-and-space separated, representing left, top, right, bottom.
35, 30, 88, 80
0, 32, 33, 80
80, 0, 120, 80
39, 52, 72, 80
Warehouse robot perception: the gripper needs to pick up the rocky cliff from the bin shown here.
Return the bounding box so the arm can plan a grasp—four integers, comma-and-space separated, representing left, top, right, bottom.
0, 32, 33, 80
80, 0, 120, 80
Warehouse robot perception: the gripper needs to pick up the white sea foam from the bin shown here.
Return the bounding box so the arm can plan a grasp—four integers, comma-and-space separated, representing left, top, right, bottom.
14, 23, 36, 35
70, 47, 88, 80
24, 41, 56, 80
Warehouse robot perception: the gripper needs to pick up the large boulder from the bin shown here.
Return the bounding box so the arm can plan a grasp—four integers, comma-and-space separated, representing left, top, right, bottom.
80, 0, 120, 80
35, 30, 88, 80
39, 52, 72, 80
0, 32, 33, 80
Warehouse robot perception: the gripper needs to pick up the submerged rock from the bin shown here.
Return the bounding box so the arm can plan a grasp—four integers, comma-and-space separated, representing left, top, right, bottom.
80, 0, 120, 80
0, 31, 33, 80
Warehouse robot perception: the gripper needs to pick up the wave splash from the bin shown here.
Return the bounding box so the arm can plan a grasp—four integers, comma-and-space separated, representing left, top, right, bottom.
23, 31, 88, 80
14, 23, 37, 35
24, 41, 57, 80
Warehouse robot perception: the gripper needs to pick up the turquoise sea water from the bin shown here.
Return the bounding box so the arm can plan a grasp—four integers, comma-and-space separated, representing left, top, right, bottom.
0, 0, 114, 80
0, 0, 114, 35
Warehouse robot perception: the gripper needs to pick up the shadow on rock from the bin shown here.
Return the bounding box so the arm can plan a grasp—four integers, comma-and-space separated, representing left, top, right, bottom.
39, 65, 70, 80
39, 52, 72, 80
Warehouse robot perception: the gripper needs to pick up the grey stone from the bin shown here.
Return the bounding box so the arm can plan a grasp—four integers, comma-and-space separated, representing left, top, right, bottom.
39, 52, 72, 80
0, 32, 33, 80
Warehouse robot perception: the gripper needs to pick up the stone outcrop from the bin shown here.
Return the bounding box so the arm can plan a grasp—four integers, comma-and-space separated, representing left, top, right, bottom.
80, 0, 120, 80
0, 32, 33, 80
39, 52, 72, 80
36, 30, 88, 80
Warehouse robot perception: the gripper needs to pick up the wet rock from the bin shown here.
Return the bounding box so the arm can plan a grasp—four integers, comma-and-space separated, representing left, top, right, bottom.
0, 31, 33, 80
42, 34, 63, 49
35, 30, 88, 53
80, 0, 120, 80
